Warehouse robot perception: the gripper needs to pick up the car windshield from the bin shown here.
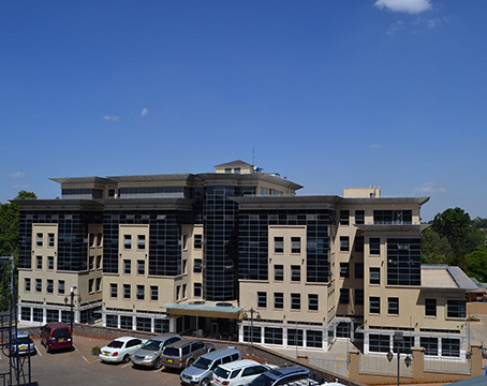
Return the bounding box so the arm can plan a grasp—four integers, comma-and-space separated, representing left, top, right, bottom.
143, 340, 163, 351
249, 374, 274, 386
107, 340, 124, 348
14, 337, 32, 345
214, 366, 230, 379
162, 347, 179, 356
193, 357, 212, 370
52, 329, 70, 339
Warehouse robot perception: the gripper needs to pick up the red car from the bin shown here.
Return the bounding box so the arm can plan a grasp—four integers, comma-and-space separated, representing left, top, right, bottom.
40, 322, 73, 353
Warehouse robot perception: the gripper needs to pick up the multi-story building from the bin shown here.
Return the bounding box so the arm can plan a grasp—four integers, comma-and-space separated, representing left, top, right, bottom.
17, 161, 475, 360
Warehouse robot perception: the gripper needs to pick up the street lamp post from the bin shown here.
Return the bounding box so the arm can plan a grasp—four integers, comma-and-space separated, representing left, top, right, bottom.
70, 286, 77, 333
386, 331, 412, 386
243, 308, 260, 345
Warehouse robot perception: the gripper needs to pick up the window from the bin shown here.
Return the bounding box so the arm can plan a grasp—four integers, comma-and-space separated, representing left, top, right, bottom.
291, 237, 301, 253
48, 233, 55, 247
89, 256, 94, 270
274, 292, 283, 309
123, 284, 130, 299
287, 329, 304, 346
194, 234, 202, 249
264, 327, 283, 345
137, 260, 145, 275
291, 265, 301, 282
97, 233, 103, 246
88, 279, 94, 293
137, 235, 146, 249
25, 278, 31, 291
308, 294, 319, 311
340, 263, 349, 278
225, 167, 232, 174
374, 210, 412, 225
340, 236, 349, 252
370, 238, 380, 255
355, 210, 365, 224
182, 284, 187, 298
447, 300, 466, 318
183, 235, 188, 250
340, 289, 349, 304
176, 285, 180, 300
369, 334, 390, 353
48, 256, 54, 270
387, 238, 421, 286
257, 292, 267, 308
36, 256, 42, 269
291, 293, 301, 310
355, 236, 364, 252
124, 235, 132, 249
151, 285, 159, 300
355, 263, 364, 279
36, 279, 42, 292
274, 237, 283, 253
89, 233, 95, 247
369, 297, 380, 314
96, 278, 101, 292
442, 338, 460, 357
124, 259, 131, 274
56, 280, 64, 294
36, 233, 43, 246
110, 283, 117, 298
340, 210, 349, 225
355, 289, 364, 305
388, 297, 399, 315
369, 267, 380, 284
425, 298, 436, 316
182, 259, 187, 273
96, 255, 102, 269
193, 259, 202, 273
137, 285, 144, 300
193, 283, 202, 297
274, 265, 284, 281
307, 330, 323, 348
234, 167, 241, 174
336, 322, 351, 338
420, 337, 438, 356
120, 316, 133, 330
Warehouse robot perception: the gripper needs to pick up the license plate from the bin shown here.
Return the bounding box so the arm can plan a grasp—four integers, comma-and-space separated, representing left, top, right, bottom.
20, 345, 27, 350
59, 339, 64, 342
168, 359, 173, 363
104, 352, 109, 356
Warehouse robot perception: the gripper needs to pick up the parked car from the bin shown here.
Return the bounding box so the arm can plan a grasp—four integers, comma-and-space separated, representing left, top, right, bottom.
99, 336, 146, 363
180, 346, 241, 386
161, 339, 215, 370
9, 331, 35, 356
131, 333, 182, 369
40, 322, 73, 353
248, 366, 320, 386
210, 358, 276, 386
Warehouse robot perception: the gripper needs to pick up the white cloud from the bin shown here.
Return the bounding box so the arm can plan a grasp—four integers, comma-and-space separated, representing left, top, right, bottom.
141, 107, 149, 117
369, 143, 384, 149
9, 171, 27, 178
12, 184, 32, 189
414, 182, 447, 194
375, 0, 432, 14
103, 115, 120, 121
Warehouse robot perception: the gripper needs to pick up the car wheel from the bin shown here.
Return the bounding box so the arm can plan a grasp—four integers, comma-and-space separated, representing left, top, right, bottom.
201, 379, 210, 386
123, 354, 130, 363
187, 358, 194, 367
153, 358, 163, 370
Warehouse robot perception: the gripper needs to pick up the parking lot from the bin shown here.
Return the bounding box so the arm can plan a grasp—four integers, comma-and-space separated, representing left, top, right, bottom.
0, 334, 183, 386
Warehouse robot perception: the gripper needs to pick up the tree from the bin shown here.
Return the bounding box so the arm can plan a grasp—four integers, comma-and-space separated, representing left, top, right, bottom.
465, 249, 487, 283
421, 228, 453, 265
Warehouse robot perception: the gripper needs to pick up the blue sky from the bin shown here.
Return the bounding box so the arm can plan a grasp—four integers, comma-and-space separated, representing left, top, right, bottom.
1, 0, 485, 221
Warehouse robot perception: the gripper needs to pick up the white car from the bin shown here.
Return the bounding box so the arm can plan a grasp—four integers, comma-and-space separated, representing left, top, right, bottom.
99, 336, 146, 363
211, 359, 277, 386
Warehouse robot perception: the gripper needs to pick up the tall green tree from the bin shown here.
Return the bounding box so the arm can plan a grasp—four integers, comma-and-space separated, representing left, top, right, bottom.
421, 227, 453, 265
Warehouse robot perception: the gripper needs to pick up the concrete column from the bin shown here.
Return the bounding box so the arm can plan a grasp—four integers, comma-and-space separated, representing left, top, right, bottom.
411, 346, 424, 381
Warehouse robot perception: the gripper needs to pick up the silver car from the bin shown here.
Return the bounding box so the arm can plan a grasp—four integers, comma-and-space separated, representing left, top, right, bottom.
9, 331, 35, 356
161, 339, 215, 370
131, 333, 182, 369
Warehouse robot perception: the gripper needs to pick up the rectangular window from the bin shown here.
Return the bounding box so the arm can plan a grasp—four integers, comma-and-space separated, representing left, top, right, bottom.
291, 265, 301, 282
369, 296, 381, 314
243, 326, 262, 343
355, 289, 364, 305
264, 327, 283, 345
308, 294, 319, 311
257, 291, 267, 308
442, 338, 460, 357
340, 236, 350, 252
110, 283, 117, 298
48, 233, 55, 247
137, 285, 144, 300
193, 259, 202, 273
355, 210, 365, 224
151, 285, 159, 300
447, 300, 466, 318
274, 292, 284, 309
370, 238, 380, 255
340, 210, 349, 225
274, 237, 284, 253
124, 259, 131, 274
36, 256, 42, 269
388, 297, 399, 314
194, 234, 202, 249
306, 330, 323, 348
355, 236, 364, 252
420, 337, 438, 356
25, 278, 31, 291
96, 255, 102, 269
137, 260, 145, 275
340, 289, 349, 304
137, 235, 146, 249
369, 267, 380, 284
88, 279, 94, 293
120, 316, 133, 330
182, 284, 187, 299
340, 263, 349, 278
96, 278, 101, 292
58, 280, 65, 294
291, 237, 301, 253
89, 256, 94, 270
182, 259, 187, 273
274, 265, 284, 281
425, 298, 437, 316
355, 263, 364, 279
36, 279, 42, 292
193, 283, 202, 297
287, 329, 304, 346
48, 256, 54, 270
291, 293, 301, 310
374, 210, 412, 225
36, 233, 43, 247
369, 334, 390, 353
97, 233, 102, 246
124, 235, 132, 249
123, 284, 130, 299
